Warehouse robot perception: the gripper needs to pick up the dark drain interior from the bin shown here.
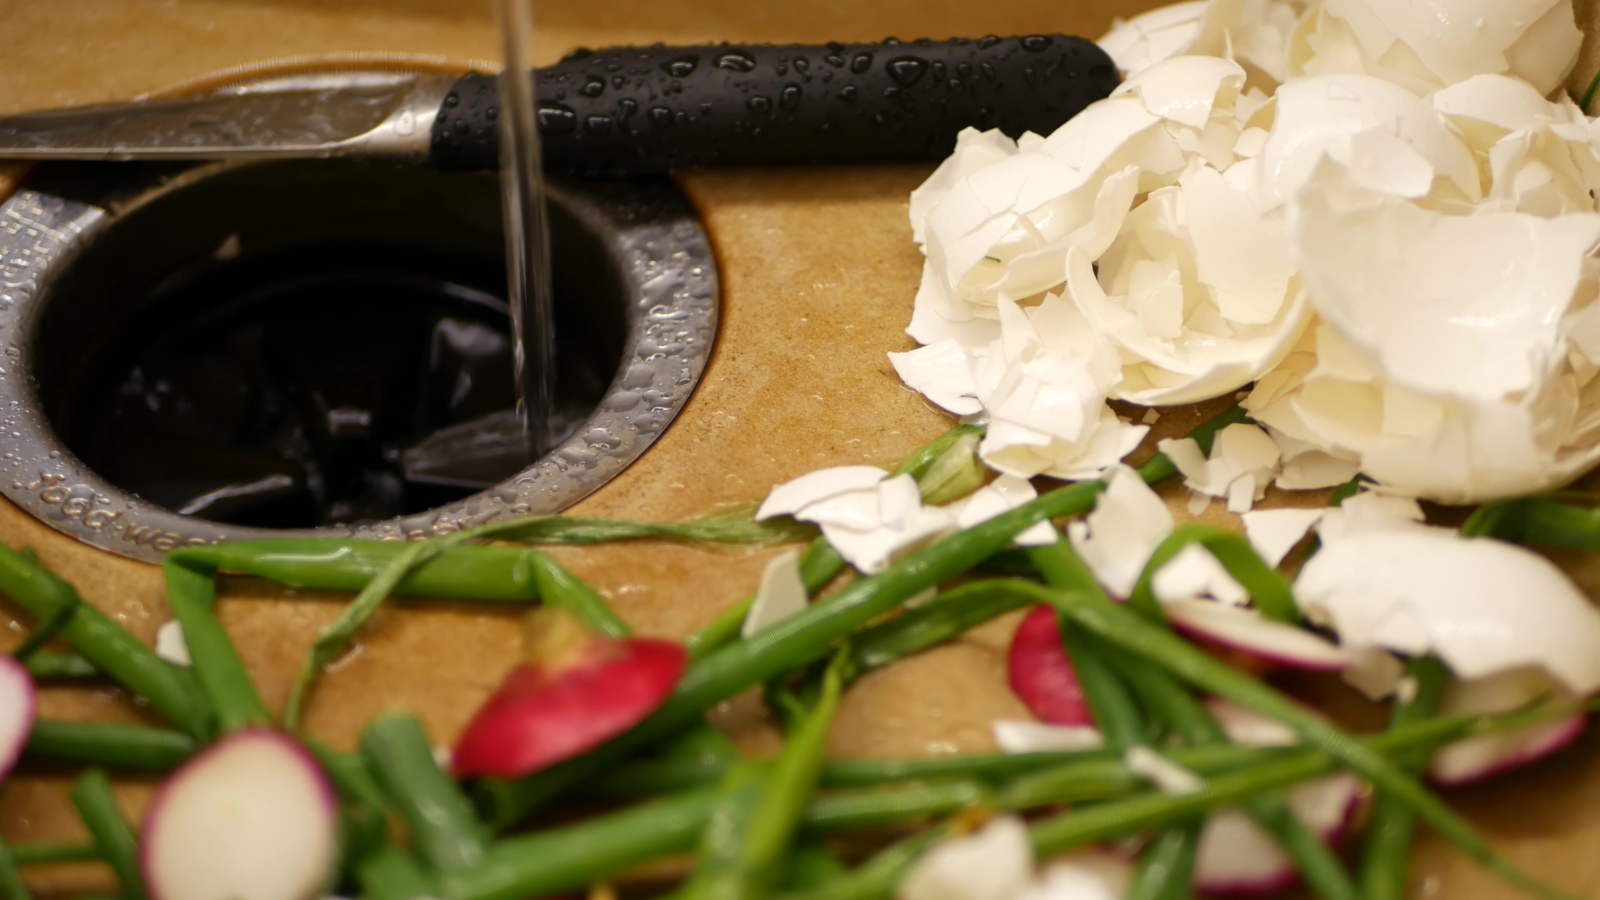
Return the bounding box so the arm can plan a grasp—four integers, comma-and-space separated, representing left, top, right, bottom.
33, 160, 627, 530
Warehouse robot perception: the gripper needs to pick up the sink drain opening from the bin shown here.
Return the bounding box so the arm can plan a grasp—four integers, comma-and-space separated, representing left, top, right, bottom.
0, 158, 716, 560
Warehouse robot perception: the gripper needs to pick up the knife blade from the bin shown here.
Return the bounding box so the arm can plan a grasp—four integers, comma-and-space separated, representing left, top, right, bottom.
0, 71, 454, 163
0, 36, 1121, 175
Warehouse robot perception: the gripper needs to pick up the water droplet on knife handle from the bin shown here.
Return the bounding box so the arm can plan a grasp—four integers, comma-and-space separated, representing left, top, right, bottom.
494, 0, 557, 456
429, 35, 1121, 175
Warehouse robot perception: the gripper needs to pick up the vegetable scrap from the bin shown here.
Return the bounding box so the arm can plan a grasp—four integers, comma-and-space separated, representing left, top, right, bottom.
8, 1, 1600, 899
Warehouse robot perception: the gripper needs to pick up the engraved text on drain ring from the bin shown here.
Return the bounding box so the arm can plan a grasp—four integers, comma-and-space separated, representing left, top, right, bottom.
0, 167, 718, 562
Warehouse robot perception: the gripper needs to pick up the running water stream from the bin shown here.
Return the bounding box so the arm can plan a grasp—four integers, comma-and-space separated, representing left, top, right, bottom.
495, 0, 558, 456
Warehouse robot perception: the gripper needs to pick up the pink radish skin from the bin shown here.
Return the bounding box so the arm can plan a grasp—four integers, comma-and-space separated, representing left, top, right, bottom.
1163, 600, 1349, 672
1008, 605, 1094, 727
1429, 715, 1586, 786
453, 627, 686, 779
1193, 773, 1362, 896
1192, 699, 1361, 896
142, 728, 337, 900
1426, 670, 1588, 786
0, 656, 36, 782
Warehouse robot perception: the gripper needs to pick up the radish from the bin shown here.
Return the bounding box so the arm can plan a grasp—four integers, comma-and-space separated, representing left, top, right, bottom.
142, 729, 338, 900
1008, 605, 1094, 727
1163, 600, 1349, 672
1192, 700, 1361, 896
1192, 773, 1362, 896
452, 607, 687, 778
0, 656, 36, 782
1426, 669, 1587, 786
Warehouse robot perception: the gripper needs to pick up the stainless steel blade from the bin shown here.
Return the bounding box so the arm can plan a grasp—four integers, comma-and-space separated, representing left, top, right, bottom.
0, 71, 457, 161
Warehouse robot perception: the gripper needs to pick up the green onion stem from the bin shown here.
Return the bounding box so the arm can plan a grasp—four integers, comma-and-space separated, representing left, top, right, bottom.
1462, 497, 1600, 547
171, 541, 538, 602
1127, 822, 1202, 900
358, 845, 440, 900
683, 652, 847, 899
21, 651, 98, 680
360, 715, 487, 874
477, 480, 1108, 829
524, 550, 631, 638
1358, 656, 1447, 900
1581, 67, 1600, 114
1133, 406, 1252, 484
8, 842, 101, 866
1125, 525, 1298, 623
893, 424, 987, 483
686, 422, 993, 663
9, 598, 77, 663
0, 544, 210, 739
446, 696, 1582, 900
685, 538, 844, 662
68, 769, 145, 900
1032, 581, 1576, 900
441, 788, 721, 900
25, 719, 196, 772
0, 840, 31, 900
1036, 531, 1360, 900
1060, 617, 1146, 749
782, 842, 848, 891
772, 828, 949, 900
162, 557, 270, 733
842, 583, 1035, 682
305, 738, 392, 813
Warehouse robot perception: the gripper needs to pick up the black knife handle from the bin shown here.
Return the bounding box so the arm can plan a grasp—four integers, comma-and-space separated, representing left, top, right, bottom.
430, 36, 1119, 176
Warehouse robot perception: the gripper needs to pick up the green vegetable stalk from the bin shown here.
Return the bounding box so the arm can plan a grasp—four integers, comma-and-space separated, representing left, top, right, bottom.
162, 557, 270, 733
681, 652, 847, 900
360, 715, 487, 874
0, 545, 210, 739
69, 769, 145, 900
25, 720, 195, 772
1358, 656, 1447, 900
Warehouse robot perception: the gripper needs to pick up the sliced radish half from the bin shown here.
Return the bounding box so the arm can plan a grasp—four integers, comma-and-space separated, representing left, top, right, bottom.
1193, 700, 1360, 896
1193, 773, 1362, 897
1427, 668, 1587, 786
1164, 600, 1349, 672
142, 728, 337, 900
1203, 697, 1300, 748
453, 608, 687, 778
0, 656, 36, 782
1008, 605, 1094, 727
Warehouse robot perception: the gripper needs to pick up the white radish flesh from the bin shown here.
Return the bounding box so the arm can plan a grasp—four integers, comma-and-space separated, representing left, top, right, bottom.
1164, 599, 1350, 671
1193, 774, 1362, 897
0, 656, 36, 782
1193, 699, 1361, 896
1427, 669, 1588, 786
142, 729, 338, 900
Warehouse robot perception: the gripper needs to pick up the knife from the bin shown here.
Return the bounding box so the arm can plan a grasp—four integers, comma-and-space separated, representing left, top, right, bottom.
0, 36, 1119, 176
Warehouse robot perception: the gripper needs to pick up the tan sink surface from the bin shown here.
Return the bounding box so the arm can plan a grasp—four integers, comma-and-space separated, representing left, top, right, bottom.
7, 0, 1600, 896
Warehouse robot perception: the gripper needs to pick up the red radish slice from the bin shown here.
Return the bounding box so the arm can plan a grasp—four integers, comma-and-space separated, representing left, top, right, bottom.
1008, 605, 1094, 727
1427, 669, 1587, 786
1163, 600, 1349, 672
142, 728, 337, 900
1193, 773, 1362, 897
1193, 699, 1361, 896
1429, 716, 1586, 786
0, 657, 36, 782
453, 608, 687, 778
